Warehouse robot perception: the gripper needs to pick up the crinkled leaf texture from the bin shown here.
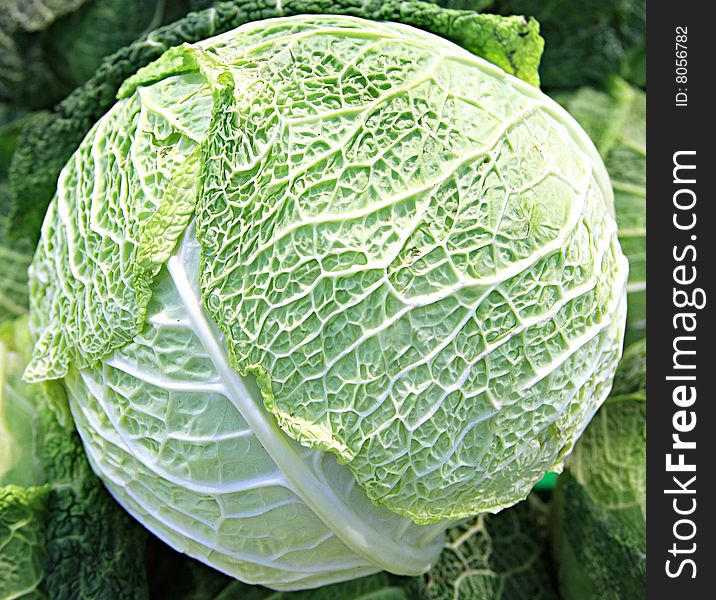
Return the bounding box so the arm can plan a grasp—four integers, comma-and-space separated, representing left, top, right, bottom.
551, 339, 646, 600
0, 113, 38, 324
1, 318, 148, 600
488, 0, 645, 89
408, 494, 559, 600
26, 15, 627, 590
64, 223, 446, 589
554, 78, 645, 343
0, 0, 544, 282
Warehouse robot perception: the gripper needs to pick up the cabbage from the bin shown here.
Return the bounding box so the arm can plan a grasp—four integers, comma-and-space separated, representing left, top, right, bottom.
24, 15, 627, 590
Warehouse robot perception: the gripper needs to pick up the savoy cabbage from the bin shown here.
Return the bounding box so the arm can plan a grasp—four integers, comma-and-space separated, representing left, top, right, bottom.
143, 492, 558, 599
22, 12, 626, 590
0, 0, 645, 596
1, 318, 558, 598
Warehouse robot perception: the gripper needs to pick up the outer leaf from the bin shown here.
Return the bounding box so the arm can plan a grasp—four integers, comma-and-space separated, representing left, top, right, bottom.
407, 495, 559, 599
0, 485, 50, 600
0, 0, 177, 110
0, 113, 36, 323
0, 200, 33, 324
39, 417, 150, 599
24, 68, 214, 381
552, 471, 645, 600
609, 337, 646, 397
62, 221, 444, 590
487, 0, 645, 89
147, 494, 558, 599
42, 0, 183, 90
551, 339, 646, 600
192, 0, 543, 86
8, 0, 544, 242
192, 17, 626, 523
567, 339, 646, 530
0, 111, 33, 176
0, 318, 149, 599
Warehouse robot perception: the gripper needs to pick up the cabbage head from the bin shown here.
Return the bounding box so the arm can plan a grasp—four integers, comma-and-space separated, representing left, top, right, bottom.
23, 15, 628, 590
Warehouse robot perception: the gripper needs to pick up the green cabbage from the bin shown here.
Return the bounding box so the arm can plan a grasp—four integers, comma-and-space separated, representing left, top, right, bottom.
22, 10, 626, 593
1, 313, 560, 598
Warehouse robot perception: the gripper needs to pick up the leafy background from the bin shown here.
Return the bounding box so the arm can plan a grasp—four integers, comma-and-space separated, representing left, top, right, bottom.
0, 1, 645, 598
